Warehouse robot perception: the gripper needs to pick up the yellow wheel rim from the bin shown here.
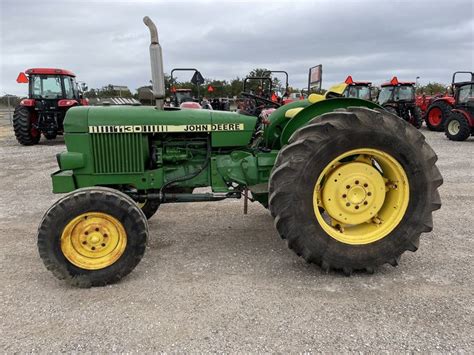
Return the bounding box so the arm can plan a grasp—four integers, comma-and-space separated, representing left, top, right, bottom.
313, 148, 409, 245
61, 212, 127, 270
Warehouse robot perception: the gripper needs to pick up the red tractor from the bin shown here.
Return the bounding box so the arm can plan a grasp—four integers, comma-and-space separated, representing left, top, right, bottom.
341, 76, 374, 101
424, 72, 473, 131
13, 68, 88, 145
444, 76, 474, 141
377, 77, 423, 128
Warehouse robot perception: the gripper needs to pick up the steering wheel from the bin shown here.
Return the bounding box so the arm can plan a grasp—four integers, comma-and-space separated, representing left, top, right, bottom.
241, 92, 281, 108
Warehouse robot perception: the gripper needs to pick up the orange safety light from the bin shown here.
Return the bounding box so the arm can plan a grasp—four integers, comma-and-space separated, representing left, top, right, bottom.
390, 76, 399, 85
344, 76, 354, 84
16, 72, 29, 83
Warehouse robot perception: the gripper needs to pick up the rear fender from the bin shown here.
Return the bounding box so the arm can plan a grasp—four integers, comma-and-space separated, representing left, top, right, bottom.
433, 96, 455, 106
279, 98, 381, 147
452, 109, 474, 127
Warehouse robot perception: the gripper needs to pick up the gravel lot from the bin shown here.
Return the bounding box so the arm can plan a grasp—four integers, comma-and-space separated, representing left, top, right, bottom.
0, 109, 472, 352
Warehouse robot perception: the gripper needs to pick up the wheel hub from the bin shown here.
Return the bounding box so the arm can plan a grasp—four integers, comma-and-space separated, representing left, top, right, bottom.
61, 212, 127, 270
428, 107, 442, 125
321, 162, 386, 225
448, 120, 460, 135
347, 185, 366, 204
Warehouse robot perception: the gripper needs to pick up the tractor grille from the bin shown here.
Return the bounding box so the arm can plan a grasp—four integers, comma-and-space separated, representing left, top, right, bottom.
91, 133, 144, 174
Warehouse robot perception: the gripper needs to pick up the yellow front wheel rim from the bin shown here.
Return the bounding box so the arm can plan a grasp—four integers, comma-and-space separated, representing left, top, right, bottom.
61, 212, 127, 270
313, 148, 409, 245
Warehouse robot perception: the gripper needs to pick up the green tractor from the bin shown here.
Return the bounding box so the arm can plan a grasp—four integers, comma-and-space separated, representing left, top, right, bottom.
37, 17, 442, 287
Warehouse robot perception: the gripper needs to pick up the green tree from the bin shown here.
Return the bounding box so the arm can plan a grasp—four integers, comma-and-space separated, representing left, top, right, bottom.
417, 82, 448, 95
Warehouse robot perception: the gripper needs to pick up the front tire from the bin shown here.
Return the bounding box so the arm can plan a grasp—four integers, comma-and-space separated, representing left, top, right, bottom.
37, 187, 148, 287
445, 112, 471, 141
12, 106, 40, 145
269, 107, 442, 274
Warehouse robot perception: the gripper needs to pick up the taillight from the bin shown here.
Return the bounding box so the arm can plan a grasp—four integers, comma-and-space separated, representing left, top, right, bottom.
20, 99, 35, 106
58, 99, 78, 107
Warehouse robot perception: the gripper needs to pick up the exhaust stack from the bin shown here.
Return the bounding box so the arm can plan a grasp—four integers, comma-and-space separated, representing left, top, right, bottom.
143, 16, 165, 109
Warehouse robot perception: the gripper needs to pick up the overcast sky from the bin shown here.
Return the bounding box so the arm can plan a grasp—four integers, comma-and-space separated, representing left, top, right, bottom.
1, 0, 473, 96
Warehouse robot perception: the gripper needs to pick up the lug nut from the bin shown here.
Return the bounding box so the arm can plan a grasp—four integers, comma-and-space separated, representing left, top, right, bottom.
346, 185, 350, 189
364, 183, 368, 187
342, 194, 347, 198
346, 202, 350, 207
355, 180, 359, 185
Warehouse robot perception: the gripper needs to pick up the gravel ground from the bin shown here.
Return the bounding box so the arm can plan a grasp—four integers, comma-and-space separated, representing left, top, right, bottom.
0, 109, 472, 352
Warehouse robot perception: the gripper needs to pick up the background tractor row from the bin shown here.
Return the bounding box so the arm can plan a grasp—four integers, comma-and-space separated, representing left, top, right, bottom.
36, 17, 442, 287
423, 71, 473, 132
443, 74, 474, 141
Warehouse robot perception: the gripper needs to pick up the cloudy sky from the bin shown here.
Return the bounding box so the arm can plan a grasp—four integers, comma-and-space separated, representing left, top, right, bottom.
0, 0, 473, 96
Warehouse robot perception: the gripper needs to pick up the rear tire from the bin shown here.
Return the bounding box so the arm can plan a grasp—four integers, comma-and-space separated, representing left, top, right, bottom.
426, 101, 451, 131
269, 107, 442, 274
37, 187, 148, 287
12, 106, 40, 145
138, 198, 160, 220
384, 106, 398, 116
413, 106, 423, 129
445, 112, 471, 141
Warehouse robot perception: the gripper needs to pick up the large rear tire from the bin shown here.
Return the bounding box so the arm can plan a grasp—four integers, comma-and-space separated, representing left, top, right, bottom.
426, 101, 451, 131
138, 197, 160, 220
444, 112, 471, 141
12, 105, 40, 145
413, 106, 423, 129
37, 187, 148, 287
269, 107, 442, 274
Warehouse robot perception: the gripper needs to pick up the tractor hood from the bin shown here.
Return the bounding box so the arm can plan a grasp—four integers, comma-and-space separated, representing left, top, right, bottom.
63, 106, 257, 147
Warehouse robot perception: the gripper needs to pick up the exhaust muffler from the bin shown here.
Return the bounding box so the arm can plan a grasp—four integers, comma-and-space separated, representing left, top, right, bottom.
143, 16, 165, 109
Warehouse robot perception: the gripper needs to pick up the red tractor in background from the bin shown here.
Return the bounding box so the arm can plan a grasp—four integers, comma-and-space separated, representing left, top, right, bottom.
341, 76, 375, 101
424, 71, 473, 131
444, 76, 474, 141
377, 77, 423, 128
14, 68, 88, 145
416, 92, 446, 119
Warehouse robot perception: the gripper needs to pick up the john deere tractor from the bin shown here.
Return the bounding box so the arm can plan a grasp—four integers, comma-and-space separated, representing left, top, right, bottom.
37, 17, 442, 287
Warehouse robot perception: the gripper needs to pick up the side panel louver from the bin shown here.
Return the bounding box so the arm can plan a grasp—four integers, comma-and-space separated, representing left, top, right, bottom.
91, 134, 144, 174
